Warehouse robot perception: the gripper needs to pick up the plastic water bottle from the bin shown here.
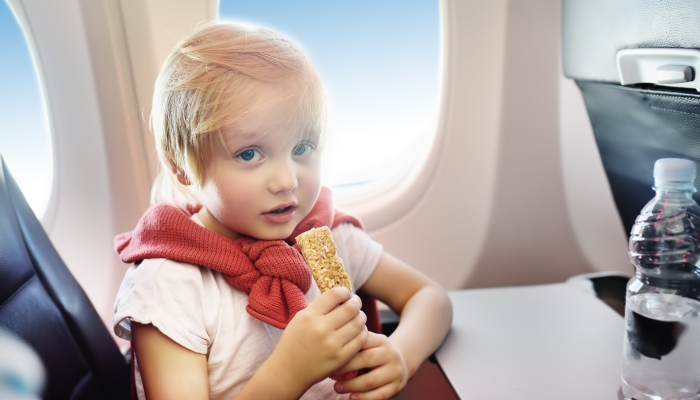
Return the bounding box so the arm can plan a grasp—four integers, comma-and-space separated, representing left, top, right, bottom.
622, 158, 700, 400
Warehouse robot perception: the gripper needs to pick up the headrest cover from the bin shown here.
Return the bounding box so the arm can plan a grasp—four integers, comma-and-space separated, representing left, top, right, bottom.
562, 0, 700, 83
654, 158, 696, 189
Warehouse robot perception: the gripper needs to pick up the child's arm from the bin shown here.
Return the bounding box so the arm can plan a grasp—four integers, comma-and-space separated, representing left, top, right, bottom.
132, 287, 367, 400
132, 322, 209, 399
333, 251, 453, 399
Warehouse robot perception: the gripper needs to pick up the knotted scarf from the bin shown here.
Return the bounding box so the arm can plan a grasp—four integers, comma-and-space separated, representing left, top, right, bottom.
114, 187, 362, 330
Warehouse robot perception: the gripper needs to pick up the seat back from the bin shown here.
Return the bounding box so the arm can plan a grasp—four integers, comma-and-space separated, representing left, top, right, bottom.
563, 0, 700, 235
0, 154, 129, 400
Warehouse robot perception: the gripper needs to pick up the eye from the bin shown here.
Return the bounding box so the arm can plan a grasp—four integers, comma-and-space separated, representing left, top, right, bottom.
236, 148, 262, 162
292, 142, 315, 157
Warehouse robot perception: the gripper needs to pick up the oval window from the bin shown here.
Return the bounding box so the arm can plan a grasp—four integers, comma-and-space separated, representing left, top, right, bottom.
0, 2, 52, 218
218, 1, 440, 190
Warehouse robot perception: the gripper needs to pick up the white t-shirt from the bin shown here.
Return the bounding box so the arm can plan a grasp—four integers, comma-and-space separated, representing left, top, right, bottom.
113, 221, 383, 400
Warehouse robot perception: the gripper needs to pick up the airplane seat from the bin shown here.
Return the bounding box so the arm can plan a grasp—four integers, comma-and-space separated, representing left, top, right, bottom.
563, 0, 700, 235
0, 153, 130, 400
562, 0, 700, 310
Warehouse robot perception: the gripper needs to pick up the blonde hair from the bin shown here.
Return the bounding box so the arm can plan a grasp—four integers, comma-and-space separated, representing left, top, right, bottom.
150, 22, 327, 205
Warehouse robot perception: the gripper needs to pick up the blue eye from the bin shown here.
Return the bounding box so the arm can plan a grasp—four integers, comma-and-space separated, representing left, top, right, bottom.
236, 149, 262, 162
292, 143, 314, 157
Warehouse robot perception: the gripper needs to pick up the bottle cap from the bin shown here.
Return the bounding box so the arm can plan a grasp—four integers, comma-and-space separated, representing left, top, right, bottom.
654, 158, 696, 188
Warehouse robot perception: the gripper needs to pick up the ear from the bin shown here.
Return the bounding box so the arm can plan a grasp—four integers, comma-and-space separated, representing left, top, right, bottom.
169, 163, 191, 186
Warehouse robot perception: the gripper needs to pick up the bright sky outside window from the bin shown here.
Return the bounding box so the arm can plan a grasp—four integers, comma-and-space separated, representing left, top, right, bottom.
218, 1, 440, 188
0, 1, 52, 218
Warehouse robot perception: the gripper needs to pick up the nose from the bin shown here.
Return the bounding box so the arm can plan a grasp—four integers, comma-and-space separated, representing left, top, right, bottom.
268, 157, 298, 194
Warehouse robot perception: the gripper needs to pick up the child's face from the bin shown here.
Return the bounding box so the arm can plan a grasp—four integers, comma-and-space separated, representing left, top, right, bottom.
195, 88, 322, 241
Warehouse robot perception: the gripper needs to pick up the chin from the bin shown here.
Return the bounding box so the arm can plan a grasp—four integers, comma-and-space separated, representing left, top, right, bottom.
250, 226, 295, 241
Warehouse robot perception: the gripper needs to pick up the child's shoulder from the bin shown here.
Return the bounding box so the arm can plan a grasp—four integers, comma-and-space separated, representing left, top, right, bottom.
330, 223, 383, 290
331, 222, 382, 255
118, 257, 224, 300
114, 258, 235, 340
126, 257, 204, 280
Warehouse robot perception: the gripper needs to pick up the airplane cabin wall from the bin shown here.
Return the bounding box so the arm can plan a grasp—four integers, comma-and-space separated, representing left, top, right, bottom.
5, 0, 214, 333
8, 0, 141, 333
559, 77, 630, 276
365, 0, 632, 289
7, 0, 632, 333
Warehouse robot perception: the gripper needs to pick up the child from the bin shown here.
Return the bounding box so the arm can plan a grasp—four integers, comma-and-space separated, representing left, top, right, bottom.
113, 22, 452, 400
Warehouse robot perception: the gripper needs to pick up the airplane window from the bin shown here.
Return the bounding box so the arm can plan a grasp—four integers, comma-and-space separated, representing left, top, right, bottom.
219, 1, 440, 190
0, 2, 52, 218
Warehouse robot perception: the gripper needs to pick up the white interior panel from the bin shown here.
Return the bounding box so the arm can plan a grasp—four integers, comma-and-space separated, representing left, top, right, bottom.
367, 0, 602, 290
8, 0, 120, 329
118, 0, 217, 181
558, 76, 630, 275
7, 0, 215, 334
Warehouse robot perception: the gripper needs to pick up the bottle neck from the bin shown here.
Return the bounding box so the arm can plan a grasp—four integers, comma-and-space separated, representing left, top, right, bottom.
654, 184, 696, 202
654, 179, 696, 194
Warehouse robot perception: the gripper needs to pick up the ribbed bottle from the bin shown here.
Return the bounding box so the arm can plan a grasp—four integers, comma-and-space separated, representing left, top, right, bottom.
622, 158, 700, 400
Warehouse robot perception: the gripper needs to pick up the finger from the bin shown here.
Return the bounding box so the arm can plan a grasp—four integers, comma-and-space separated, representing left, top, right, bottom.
334, 346, 385, 376
307, 287, 353, 315
334, 364, 397, 396
358, 331, 384, 351
334, 310, 367, 345
337, 325, 368, 362
325, 293, 362, 328
346, 383, 403, 400
333, 333, 385, 375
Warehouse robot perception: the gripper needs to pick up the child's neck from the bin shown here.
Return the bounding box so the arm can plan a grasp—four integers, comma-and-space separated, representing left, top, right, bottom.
195, 208, 242, 241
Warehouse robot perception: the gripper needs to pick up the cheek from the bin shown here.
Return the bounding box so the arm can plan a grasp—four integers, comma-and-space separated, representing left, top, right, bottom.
205, 175, 259, 216
302, 157, 322, 187
299, 160, 322, 204
199, 180, 226, 214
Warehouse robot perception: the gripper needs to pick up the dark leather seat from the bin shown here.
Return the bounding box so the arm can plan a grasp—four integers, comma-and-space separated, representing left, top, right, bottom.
563, 0, 700, 236
0, 154, 129, 400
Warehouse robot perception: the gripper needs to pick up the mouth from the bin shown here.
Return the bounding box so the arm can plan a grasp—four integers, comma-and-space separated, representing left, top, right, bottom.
264, 202, 297, 215
262, 202, 297, 224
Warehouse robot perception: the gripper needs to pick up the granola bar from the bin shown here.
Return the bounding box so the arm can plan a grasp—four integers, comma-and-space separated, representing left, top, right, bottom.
296, 226, 352, 292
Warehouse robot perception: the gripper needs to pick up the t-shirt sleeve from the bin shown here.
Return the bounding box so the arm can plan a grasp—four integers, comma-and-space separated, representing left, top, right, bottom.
331, 223, 383, 290
113, 259, 217, 354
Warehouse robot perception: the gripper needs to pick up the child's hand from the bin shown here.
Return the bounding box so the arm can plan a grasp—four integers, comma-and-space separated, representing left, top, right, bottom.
270, 287, 368, 391
332, 332, 409, 400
